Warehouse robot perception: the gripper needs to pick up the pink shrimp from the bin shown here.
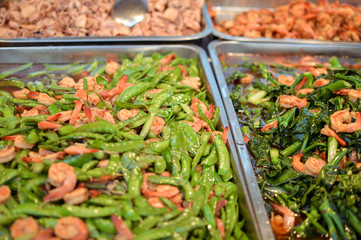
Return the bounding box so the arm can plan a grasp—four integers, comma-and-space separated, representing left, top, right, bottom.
38, 121, 62, 130
277, 75, 295, 86
54, 217, 88, 240
69, 99, 83, 125
190, 97, 209, 118
47, 111, 73, 122
151, 116, 165, 136
0, 146, 16, 164
159, 54, 176, 66
43, 162, 77, 203
14, 135, 34, 149
100, 75, 127, 99
64, 145, 99, 155
59, 77, 75, 88
270, 204, 295, 236
314, 78, 330, 87
148, 197, 166, 208
330, 109, 361, 133
308, 66, 328, 77
320, 124, 347, 146
10, 217, 39, 240
0, 185, 11, 203
111, 215, 134, 240
105, 60, 120, 76
279, 95, 308, 108
261, 120, 278, 132
215, 217, 225, 239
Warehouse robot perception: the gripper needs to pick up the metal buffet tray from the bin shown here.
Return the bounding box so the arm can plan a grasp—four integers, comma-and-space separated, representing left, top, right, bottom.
206, 0, 361, 45
208, 40, 361, 240
0, 5, 213, 46
0, 44, 262, 239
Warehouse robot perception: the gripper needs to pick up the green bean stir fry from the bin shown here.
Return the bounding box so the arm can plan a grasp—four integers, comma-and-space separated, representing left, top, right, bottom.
0, 53, 247, 240
228, 56, 361, 239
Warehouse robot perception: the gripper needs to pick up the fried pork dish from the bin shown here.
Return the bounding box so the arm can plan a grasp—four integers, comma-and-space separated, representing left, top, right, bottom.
0, 0, 204, 38
211, 0, 361, 41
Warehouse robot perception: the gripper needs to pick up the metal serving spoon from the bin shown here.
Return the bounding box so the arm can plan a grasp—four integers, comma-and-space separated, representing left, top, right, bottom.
112, 0, 148, 28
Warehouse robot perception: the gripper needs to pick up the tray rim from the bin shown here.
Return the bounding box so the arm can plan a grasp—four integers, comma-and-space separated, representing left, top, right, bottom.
208, 39, 277, 240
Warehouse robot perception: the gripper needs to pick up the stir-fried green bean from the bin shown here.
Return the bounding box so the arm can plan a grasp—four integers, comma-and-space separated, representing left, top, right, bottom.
0, 53, 246, 239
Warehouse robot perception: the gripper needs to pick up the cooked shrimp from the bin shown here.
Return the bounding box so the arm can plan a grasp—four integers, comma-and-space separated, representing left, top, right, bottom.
10, 217, 39, 240
180, 77, 201, 90
37, 93, 57, 106
63, 188, 89, 205
33, 228, 56, 240
261, 120, 278, 132
74, 89, 87, 102
75, 76, 97, 92
105, 60, 120, 76
278, 95, 308, 108
97, 159, 109, 168
21, 104, 49, 117
308, 66, 328, 77
277, 75, 295, 86
292, 153, 326, 176
320, 124, 347, 146
240, 73, 254, 84
0, 145, 16, 163
14, 135, 34, 149
54, 217, 88, 240
0, 185, 11, 203
330, 109, 361, 133
91, 108, 115, 124
64, 145, 99, 155
69, 100, 83, 126
43, 162, 77, 203
47, 111, 73, 122
151, 116, 165, 135
59, 77, 75, 88
184, 116, 208, 133
141, 173, 179, 198
313, 78, 330, 87
169, 194, 183, 206
12, 88, 30, 100
190, 97, 208, 118
160, 54, 176, 65
87, 93, 101, 106
297, 88, 314, 95
144, 184, 180, 198
292, 152, 305, 173
148, 197, 166, 208
100, 75, 127, 99
38, 121, 62, 130
304, 157, 327, 177
334, 89, 361, 102
111, 215, 134, 240
215, 217, 225, 240
270, 204, 295, 236
117, 109, 140, 121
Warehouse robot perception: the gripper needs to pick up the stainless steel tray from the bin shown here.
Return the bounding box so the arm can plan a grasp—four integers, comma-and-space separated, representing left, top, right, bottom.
208, 39, 361, 240
0, 44, 261, 239
0, 5, 212, 46
206, 0, 361, 45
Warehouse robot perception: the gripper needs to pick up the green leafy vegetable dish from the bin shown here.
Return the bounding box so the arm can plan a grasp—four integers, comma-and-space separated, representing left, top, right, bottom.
228, 55, 361, 239
0, 53, 247, 240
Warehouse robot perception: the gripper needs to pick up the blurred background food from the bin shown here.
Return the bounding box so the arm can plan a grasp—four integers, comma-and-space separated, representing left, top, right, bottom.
0, 0, 205, 38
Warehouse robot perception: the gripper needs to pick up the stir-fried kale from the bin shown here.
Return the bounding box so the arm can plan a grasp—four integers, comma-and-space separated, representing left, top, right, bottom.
229, 56, 361, 239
